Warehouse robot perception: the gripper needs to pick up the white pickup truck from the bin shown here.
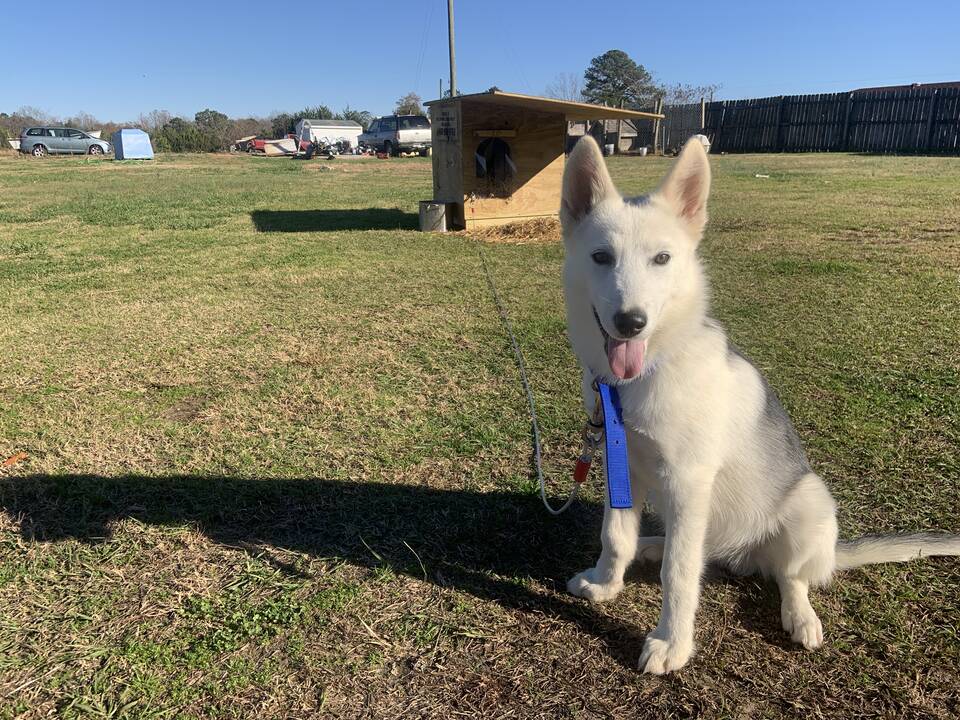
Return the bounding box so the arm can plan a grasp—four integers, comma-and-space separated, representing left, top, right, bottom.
359, 115, 431, 156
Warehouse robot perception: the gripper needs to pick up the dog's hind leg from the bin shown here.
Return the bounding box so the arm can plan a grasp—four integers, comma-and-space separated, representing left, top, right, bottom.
636, 536, 665, 563
760, 473, 838, 650
635, 512, 666, 563
568, 501, 642, 603
773, 572, 822, 649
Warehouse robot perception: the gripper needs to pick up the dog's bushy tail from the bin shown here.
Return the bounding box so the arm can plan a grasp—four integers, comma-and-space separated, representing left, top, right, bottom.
836, 533, 960, 570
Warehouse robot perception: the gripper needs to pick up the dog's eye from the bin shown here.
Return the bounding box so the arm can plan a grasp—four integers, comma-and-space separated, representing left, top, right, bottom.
591, 250, 613, 266
653, 252, 671, 266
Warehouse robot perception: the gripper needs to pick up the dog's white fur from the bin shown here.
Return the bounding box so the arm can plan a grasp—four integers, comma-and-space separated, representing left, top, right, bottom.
560, 136, 960, 675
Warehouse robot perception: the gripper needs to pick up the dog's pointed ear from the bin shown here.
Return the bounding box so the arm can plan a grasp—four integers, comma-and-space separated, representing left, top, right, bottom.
657, 137, 711, 239
561, 136, 618, 228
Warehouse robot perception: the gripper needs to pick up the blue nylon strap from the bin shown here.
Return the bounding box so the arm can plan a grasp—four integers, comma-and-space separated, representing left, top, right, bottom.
598, 383, 632, 509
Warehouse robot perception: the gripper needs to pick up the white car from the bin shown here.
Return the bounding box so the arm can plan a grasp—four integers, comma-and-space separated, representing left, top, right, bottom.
359, 115, 431, 156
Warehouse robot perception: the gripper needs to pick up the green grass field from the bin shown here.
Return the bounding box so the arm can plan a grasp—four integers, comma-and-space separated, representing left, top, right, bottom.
1, 151, 958, 718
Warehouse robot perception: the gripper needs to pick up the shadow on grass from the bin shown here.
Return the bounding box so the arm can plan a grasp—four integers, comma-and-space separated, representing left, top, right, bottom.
2, 474, 799, 667
1, 473, 651, 669
250, 209, 418, 232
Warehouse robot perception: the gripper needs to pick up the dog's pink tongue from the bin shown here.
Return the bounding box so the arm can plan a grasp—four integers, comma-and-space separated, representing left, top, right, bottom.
606, 338, 645, 380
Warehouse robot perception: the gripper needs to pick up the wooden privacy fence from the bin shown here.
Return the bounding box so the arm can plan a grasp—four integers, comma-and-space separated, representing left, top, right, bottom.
662, 87, 960, 154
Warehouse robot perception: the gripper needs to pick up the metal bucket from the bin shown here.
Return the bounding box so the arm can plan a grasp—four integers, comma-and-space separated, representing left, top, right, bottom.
638, 147, 648, 157
419, 201, 446, 232
604, 143, 615, 156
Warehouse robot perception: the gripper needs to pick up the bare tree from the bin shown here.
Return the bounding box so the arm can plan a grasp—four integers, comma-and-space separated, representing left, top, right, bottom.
661, 83, 722, 105
395, 92, 424, 116
15, 106, 53, 124
0, 107, 52, 138
545, 73, 584, 102
230, 117, 272, 142
63, 112, 99, 130
137, 110, 173, 134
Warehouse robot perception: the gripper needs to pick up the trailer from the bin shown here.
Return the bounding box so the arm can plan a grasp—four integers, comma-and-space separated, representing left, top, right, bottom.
294, 119, 362, 152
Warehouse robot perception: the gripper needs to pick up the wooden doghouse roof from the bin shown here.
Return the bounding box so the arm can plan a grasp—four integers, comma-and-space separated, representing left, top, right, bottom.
425, 90, 664, 121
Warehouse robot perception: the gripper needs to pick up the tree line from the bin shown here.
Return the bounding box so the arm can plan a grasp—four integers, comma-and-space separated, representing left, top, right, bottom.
544, 49, 720, 109
1, 92, 426, 153
1, 60, 716, 153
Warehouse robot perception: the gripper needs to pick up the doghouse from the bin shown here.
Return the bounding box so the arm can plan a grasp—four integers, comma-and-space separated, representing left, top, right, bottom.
423, 90, 662, 230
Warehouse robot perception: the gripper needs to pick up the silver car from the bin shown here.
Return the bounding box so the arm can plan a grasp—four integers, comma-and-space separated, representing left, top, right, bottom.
359, 115, 431, 156
19, 127, 111, 157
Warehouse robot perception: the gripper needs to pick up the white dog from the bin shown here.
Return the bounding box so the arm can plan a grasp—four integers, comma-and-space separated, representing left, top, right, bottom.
560, 136, 960, 674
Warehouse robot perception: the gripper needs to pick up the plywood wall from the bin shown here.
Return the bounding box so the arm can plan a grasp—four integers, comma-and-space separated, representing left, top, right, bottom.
429, 102, 463, 204
460, 102, 566, 228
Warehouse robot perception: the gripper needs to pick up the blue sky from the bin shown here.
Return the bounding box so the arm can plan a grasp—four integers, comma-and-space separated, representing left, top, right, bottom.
5, 0, 959, 121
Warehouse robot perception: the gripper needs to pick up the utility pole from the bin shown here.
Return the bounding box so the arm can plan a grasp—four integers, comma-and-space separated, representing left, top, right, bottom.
616, 98, 624, 155
447, 0, 457, 97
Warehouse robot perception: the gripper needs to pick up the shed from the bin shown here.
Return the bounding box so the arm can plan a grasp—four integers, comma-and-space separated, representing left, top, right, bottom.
424, 90, 662, 230
112, 129, 154, 160
295, 118, 363, 149
568, 118, 651, 153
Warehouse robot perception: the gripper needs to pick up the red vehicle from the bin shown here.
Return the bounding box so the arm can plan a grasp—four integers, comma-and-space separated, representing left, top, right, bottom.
233, 135, 268, 153
236, 134, 320, 157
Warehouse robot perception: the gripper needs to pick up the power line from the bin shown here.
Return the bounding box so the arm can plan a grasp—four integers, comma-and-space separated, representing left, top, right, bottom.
413, 0, 435, 94
502, 23, 533, 94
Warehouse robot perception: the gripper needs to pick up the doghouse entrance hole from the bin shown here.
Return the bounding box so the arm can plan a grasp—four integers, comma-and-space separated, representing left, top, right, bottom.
475, 138, 516, 194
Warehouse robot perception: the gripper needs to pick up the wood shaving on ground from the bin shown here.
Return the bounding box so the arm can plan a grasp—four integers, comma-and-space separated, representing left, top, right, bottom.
1, 452, 28, 468
463, 217, 561, 245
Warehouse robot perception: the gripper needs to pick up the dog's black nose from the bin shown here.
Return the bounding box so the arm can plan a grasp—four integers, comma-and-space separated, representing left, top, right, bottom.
613, 310, 647, 337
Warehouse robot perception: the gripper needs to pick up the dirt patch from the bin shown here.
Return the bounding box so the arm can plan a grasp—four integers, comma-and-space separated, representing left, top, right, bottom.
303, 163, 357, 173
162, 395, 207, 422
820, 227, 960, 267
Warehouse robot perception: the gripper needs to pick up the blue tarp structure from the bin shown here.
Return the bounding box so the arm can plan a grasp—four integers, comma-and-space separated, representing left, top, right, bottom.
112, 129, 154, 160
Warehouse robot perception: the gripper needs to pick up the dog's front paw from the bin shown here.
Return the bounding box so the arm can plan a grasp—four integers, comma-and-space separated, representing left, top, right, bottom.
638, 634, 694, 675
566, 568, 624, 603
